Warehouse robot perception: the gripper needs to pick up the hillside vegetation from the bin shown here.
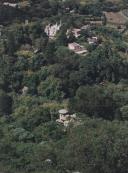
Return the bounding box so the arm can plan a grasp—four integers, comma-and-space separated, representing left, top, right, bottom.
0, 0, 128, 173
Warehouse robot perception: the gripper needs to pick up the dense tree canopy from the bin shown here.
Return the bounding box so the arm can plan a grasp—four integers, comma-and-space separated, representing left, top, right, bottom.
0, 0, 128, 172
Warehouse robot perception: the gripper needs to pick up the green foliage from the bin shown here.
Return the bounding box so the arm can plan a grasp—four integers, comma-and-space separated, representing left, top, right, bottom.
69, 85, 116, 120
0, 0, 128, 172
57, 118, 128, 173
0, 90, 12, 116
38, 76, 64, 101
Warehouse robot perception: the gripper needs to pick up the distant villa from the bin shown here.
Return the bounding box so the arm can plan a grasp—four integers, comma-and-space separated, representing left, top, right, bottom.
3, 2, 18, 7
45, 21, 62, 39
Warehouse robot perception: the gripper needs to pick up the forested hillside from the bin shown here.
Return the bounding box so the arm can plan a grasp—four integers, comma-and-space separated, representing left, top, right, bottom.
0, 0, 128, 173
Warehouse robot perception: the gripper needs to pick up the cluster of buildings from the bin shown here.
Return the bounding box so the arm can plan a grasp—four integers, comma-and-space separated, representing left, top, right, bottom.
45, 21, 99, 55
68, 38, 99, 55
66, 25, 99, 55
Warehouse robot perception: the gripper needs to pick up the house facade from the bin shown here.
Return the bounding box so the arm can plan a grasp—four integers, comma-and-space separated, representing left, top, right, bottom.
68, 42, 88, 55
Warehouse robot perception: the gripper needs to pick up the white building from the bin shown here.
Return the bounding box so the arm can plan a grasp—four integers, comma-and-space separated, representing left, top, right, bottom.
3, 2, 18, 8
22, 86, 29, 96
56, 109, 77, 127
59, 109, 69, 121
45, 21, 62, 39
